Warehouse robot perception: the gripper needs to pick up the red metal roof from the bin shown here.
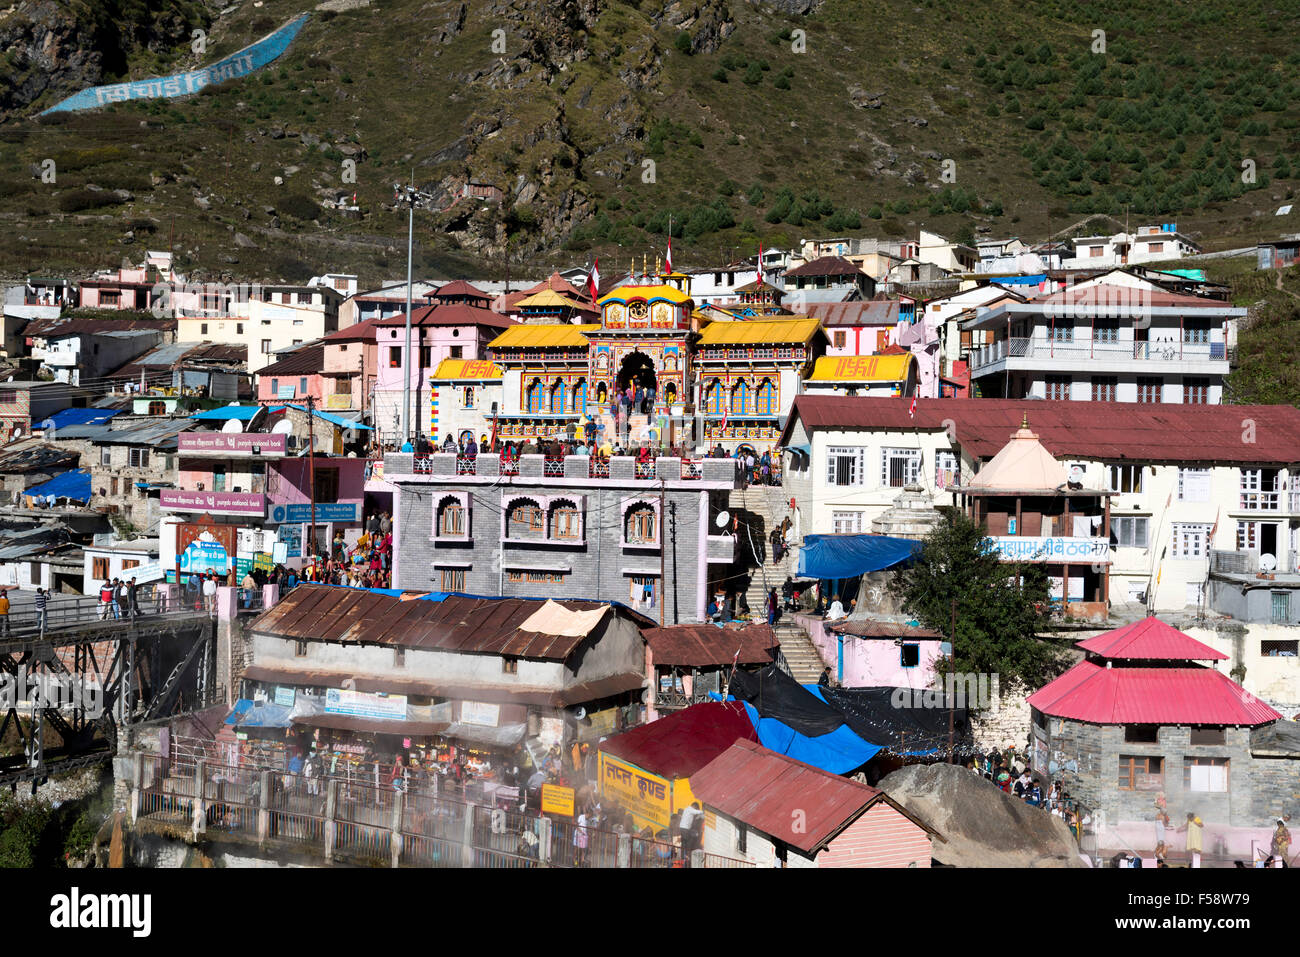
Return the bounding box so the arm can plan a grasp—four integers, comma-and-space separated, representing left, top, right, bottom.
431, 279, 491, 299
781, 396, 1300, 464
375, 303, 515, 329
688, 739, 920, 854
599, 701, 758, 779
1027, 661, 1280, 726
1076, 617, 1228, 661
640, 623, 777, 667
322, 317, 385, 342
1034, 286, 1236, 311
257, 345, 324, 378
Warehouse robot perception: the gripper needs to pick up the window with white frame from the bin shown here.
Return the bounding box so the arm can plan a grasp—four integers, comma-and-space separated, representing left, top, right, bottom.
1171, 523, 1212, 559
1177, 468, 1211, 502
1183, 756, 1228, 792
832, 511, 862, 534
1106, 464, 1144, 494
1112, 516, 1149, 548
128, 447, 149, 468
881, 448, 922, 487
100, 446, 112, 466
1236, 521, 1258, 551
935, 451, 959, 490
826, 447, 865, 487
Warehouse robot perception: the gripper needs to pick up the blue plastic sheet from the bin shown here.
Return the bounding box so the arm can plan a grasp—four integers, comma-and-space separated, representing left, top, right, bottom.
736, 700, 881, 774
25, 468, 91, 503
42, 15, 310, 114
797, 533, 920, 580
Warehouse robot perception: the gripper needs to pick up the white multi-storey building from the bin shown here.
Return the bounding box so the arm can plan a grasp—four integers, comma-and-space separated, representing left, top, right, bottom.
779, 396, 1300, 616
962, 279, 1243, 403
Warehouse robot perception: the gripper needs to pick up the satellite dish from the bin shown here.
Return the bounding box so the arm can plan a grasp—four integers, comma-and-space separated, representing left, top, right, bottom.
571, 705, 587, 721
1068, 465, 1085, 484
271, 419, 293, 434
342, 427, 359, 443
221, 418, 244, 433
1261, 553, 1278, 572
715, 510, 731, 529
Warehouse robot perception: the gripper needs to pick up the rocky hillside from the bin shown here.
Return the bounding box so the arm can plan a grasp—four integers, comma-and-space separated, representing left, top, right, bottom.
0, 0, 1298, 283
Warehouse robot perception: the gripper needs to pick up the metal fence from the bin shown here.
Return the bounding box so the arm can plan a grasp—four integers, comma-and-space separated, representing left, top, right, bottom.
132, 752, 752, 868
2, 584, 195, 637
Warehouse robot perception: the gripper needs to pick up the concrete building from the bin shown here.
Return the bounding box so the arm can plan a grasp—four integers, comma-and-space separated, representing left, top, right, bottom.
1062, 224, 1201, 270
0, 381, 94, 443
382, 449, 738, 623
778, 397, 1300, 615
83, 538, 161, 593
183, 283, 343, 374
963, 279, 1243, 403
428, 358, 504, 449
1028, 618, 1294, 861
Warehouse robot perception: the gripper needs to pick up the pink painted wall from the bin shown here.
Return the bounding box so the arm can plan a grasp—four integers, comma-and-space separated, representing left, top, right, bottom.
825, 327, 892, 357
373, 324, 492, 393
268, 458, 367, 509
257, 370, 326, 405
794, 613, 943, 689
816, 802, 932, 868
1101, 821, 1281, 862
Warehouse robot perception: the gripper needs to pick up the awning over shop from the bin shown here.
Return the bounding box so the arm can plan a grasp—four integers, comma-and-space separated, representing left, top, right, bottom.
438, 722, 528, 748
291, 712, 451, 737
797, 533, 920, 580
225, 699, 294, 728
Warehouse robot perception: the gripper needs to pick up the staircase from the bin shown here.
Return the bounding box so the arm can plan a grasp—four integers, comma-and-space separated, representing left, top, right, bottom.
727, 482, 828, 686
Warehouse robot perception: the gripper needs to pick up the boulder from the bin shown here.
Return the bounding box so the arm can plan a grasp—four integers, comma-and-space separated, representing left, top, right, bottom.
877, 763, 1086, 868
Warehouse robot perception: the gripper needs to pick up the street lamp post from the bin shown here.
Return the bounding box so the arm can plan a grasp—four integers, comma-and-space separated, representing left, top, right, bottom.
395, 182, 416, 449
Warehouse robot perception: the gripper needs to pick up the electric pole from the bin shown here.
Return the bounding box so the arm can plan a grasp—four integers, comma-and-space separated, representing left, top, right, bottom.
307, 394, 318, 560
395, 179, 416, 448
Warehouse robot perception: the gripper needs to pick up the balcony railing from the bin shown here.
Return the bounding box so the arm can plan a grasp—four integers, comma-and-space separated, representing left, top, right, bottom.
499, 455, 519, 476
413, 454, 433, 474
634, 460, 657, 480
589, 458, 610, 479
543, 457, 565, 478
456, 455, 477, 476
680, 459, 702, 480
970, 337, 1223, 371
1210, 549, 1299, 576
1238, 490, 1280, 511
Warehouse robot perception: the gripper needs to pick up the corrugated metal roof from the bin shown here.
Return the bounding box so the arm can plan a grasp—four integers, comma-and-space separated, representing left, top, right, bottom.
96, 420, 192, 446
257, 345, 324, 378
785, 256, 862, 278
598, 701, 758, 779
488, 323, 599, 349
1076, 617, 1228, 661
597, 283, 692, 306
696, 318, 823, 346
39, 408, 121, 430
249, 583, 621, 661
801, 301, 899, 327
640, 623, 777, 667
688, 739, 897, 854
782, 397, 1300, 464
1027, 661, 1280, 725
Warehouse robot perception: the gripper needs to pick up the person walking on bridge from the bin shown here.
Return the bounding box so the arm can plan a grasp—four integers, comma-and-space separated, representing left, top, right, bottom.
0, 588, 9, 637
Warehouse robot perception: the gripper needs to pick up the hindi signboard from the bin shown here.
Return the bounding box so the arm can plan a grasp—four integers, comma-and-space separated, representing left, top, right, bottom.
987, 536, 1111, 564
269, 502, 359, 524
178, 432, 286, 456
598, 752, 672, 830
324, 688, 407, 721
160, 489, 266, 517
541, 784, 575, 818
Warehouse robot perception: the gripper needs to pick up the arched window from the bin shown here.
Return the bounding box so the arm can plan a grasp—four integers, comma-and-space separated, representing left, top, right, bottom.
436, 495, 467, 537
706, 378, 723, 415
730, 380, 749, 415
572, 379, 587, 414
625, 504, 657, 544
549, 499, 581, 540
756, 378, 776, 415
147, 400, 167, 416
549, 378, 565, 414
526, 378, 542, 413
507, 498, 544, 538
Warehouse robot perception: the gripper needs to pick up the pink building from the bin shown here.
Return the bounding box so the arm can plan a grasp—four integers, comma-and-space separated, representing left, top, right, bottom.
256, 345, 326, 406
319, 317, 381, 413
803, 301, 899, 356
372, 282, 515, 444
268, 456, 369, 556
796, 615, 944, 689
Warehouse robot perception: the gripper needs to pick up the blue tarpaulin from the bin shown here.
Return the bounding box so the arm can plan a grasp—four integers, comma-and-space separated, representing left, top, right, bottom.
191, 405, 263, 421
733, 699, 881, 774
281, 404, 374, 430
797, 533, 920, 580
25, 468, 92, 503
39, 408, 120, 430
225, 699, 293, 728
992, 274, 1046, 285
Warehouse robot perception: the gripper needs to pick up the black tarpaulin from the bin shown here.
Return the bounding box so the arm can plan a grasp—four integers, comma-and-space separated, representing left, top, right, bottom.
727, 665, 846, 737
818, 686, 970, 754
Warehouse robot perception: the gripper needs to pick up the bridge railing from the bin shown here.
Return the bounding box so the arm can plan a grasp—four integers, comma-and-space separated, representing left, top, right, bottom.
129, 752, 752, 869
2, 585, 201, 637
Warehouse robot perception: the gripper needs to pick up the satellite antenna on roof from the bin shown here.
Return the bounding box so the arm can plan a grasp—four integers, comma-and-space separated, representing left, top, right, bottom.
715, 510, 730, 529
1067, 465, 1085, 489
1261, 553, 1278, 572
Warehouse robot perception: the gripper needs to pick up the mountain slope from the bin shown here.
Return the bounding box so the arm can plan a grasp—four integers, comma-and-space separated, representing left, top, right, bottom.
0, 0, 1298, 283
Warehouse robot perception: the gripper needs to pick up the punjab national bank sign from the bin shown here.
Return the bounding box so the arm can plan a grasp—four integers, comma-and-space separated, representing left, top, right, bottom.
160, 489, 266, 517
178, 433, 286, 456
